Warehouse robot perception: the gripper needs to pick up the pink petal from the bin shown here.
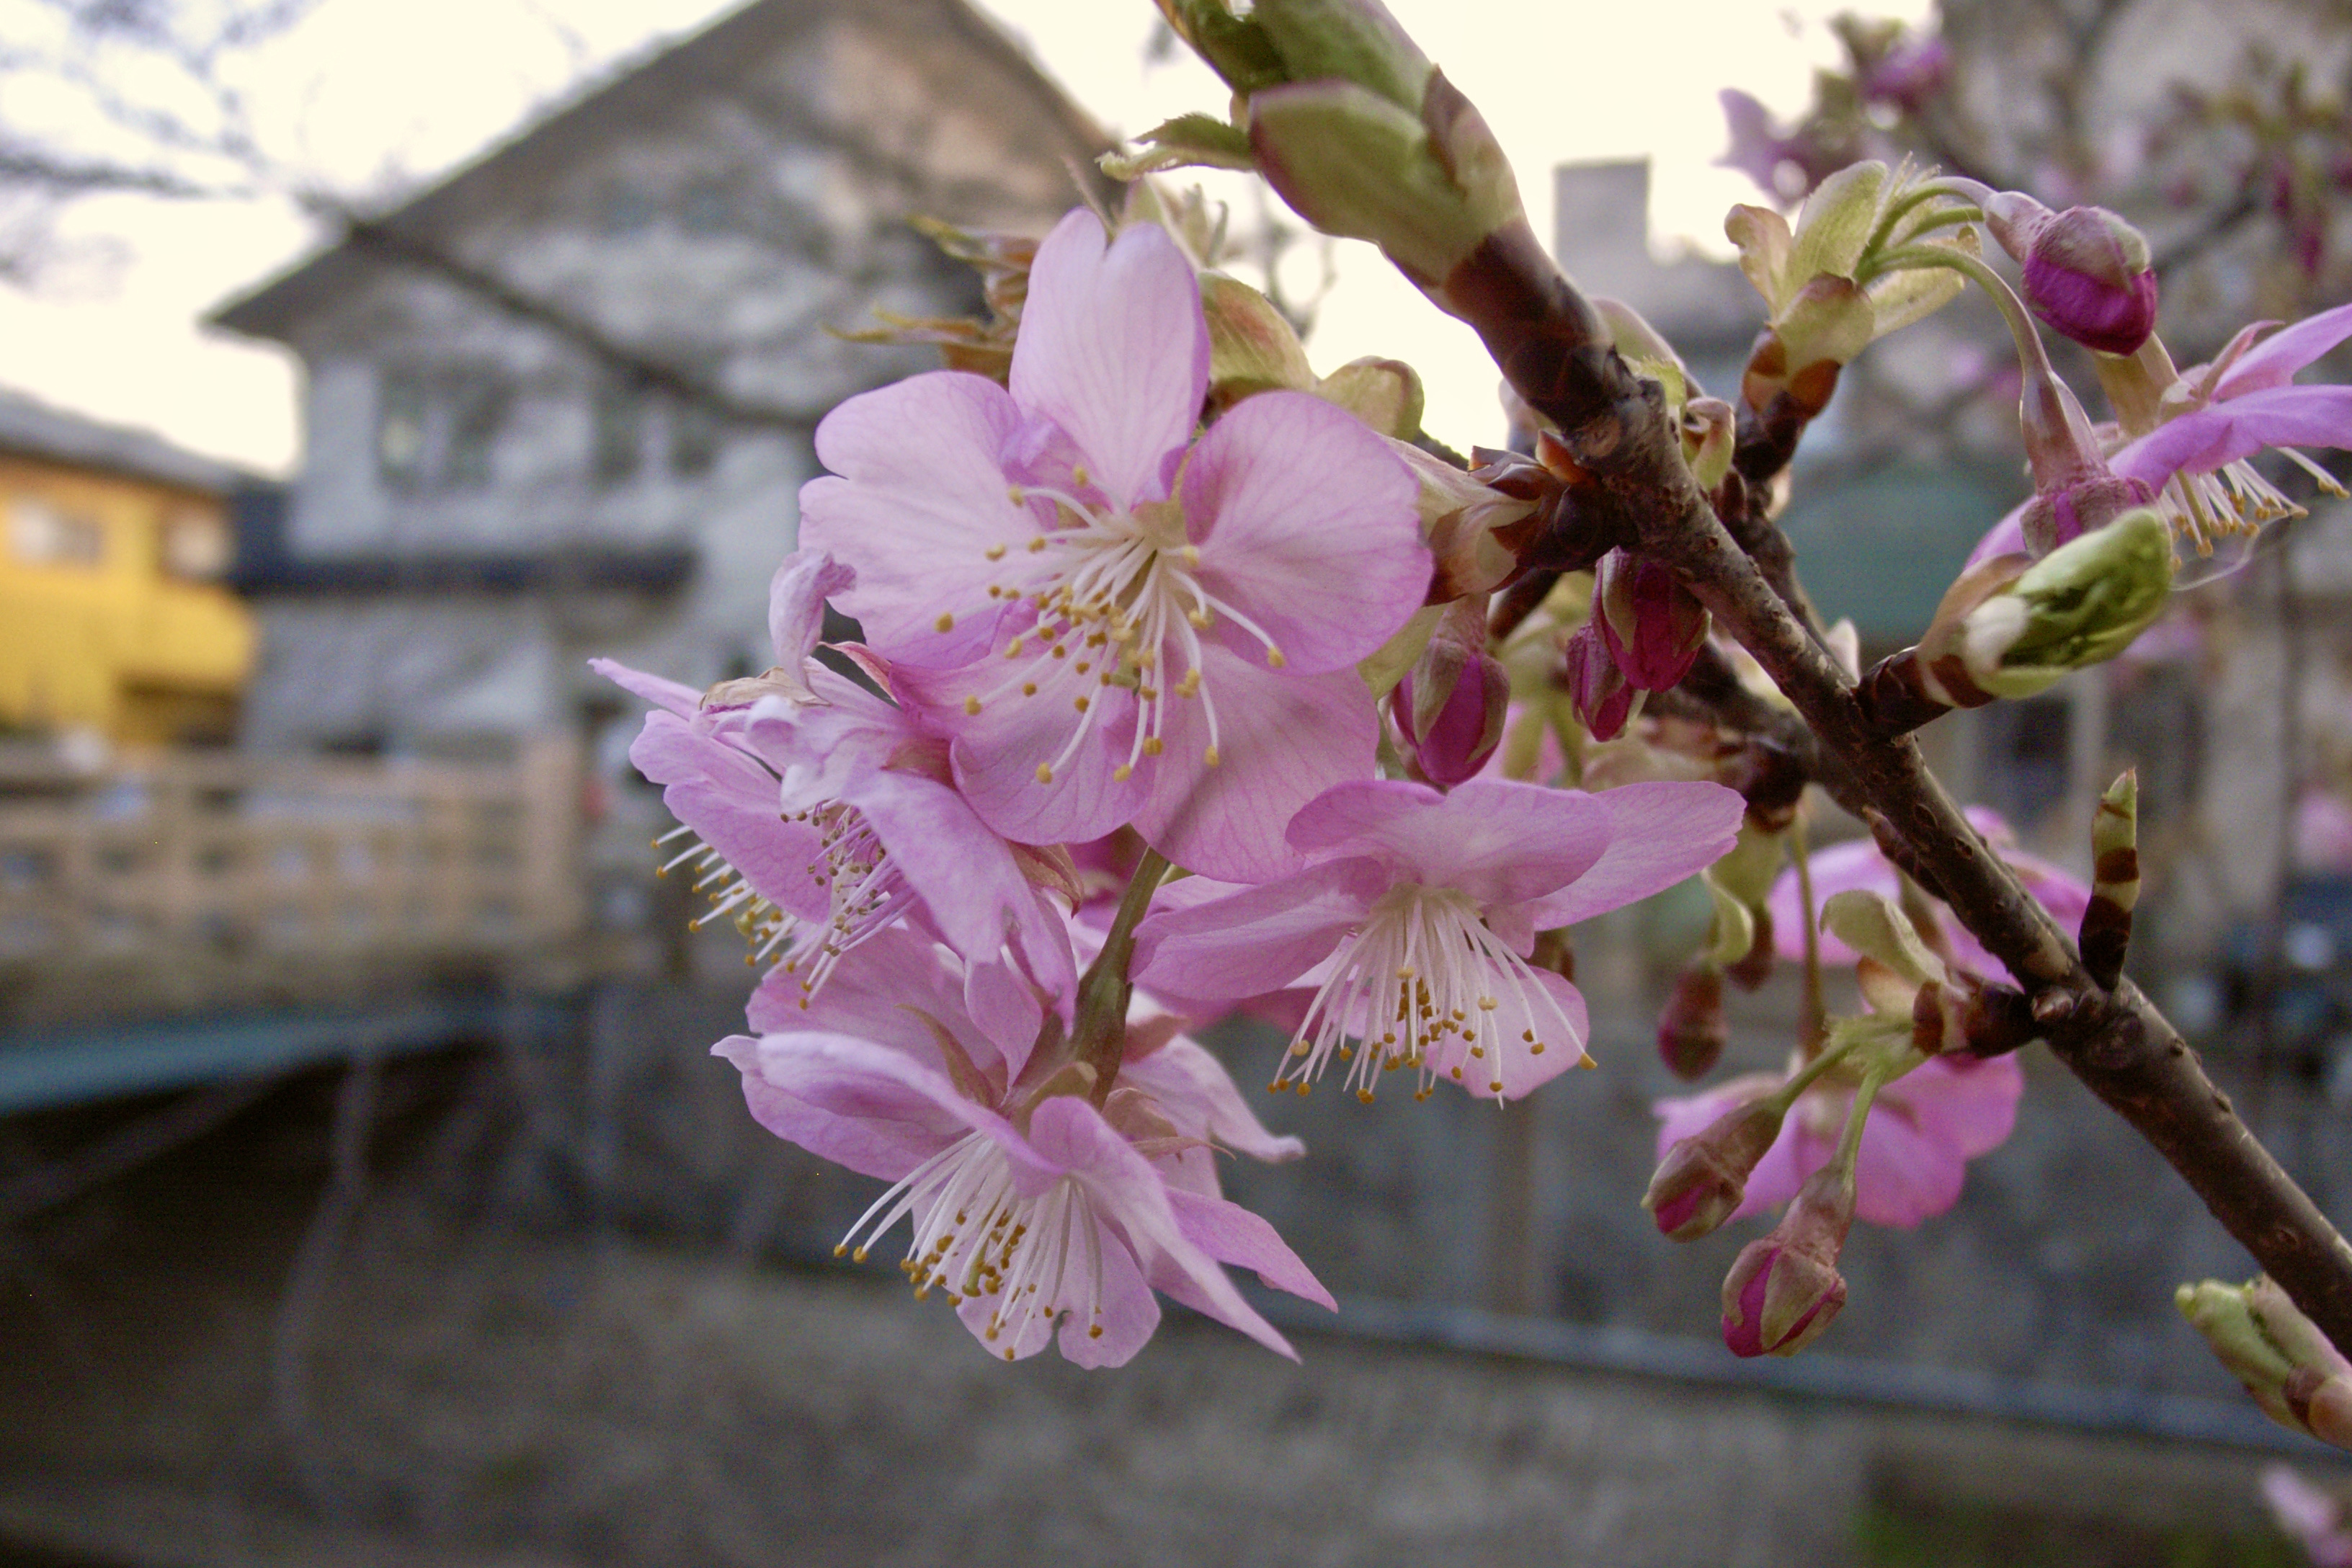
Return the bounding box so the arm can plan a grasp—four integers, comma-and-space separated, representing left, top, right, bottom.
1421, 965, 1589, 1102
630, 713, 832, 922
767, 551, 855, 667
1008, 210, 1208, 512
839, 767, 1077, 1018
713, 1031, 989, 1181
1133, 655, 1382, 883
1118, 1036, 1307, 1164
1523, 780, 1747, 929
1886, 1054, 2023, 1160
1766, 836, 1900, 963
891, 659, 1153, 852
1852, 1094, 1969, 1228
749, 925, 1011, 1082
1133, 857, 1385, 1005
1289, 778, 1614, 909
2113, 386, 2352, 487
1182, 390, 1428, 674
1963, 502, 2030, 571
2216, 301, 2352, 398
799, 370, 1038, 667
961, 957, 1046, 1082
1166, 1186, 1335, 1309
592, 656, 701, 718
1027, 1095, 1296, 1360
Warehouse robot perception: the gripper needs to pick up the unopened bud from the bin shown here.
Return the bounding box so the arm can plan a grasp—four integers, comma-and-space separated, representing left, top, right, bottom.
1595, 549, 1710, 692
1681, 396, 1737, 491
1657, 964, 1728, 1080
1200, 273, 1316, 406
1723, 1165, 1855, 1357
1645, 1095, 1786, 1241
1956, 507, 2174, 700
1990, 194, 2159, 357
1561, 620, 1639, 741
1391, 597, 1509, 785
2179, 1276, 2352, 1449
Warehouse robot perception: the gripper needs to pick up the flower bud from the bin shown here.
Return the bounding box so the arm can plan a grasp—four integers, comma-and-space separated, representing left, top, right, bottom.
1595, 550, 1710, 691
2178, 1276, 2352, 1450
1954, 507, 2175, 700
1990, 194, 2160, 356
1560, 620, 1639, 741
1200, 273, 1316, 407
1644, 1093, 1786, 1241
1391, 597, 1509, 785
1722, 1165, 1855, 1357
1657, 963, 1728, 1080
1680, 396, 1737, 491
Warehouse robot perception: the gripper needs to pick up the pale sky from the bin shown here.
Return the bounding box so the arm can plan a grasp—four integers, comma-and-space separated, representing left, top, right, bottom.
0, 0, 1929, 474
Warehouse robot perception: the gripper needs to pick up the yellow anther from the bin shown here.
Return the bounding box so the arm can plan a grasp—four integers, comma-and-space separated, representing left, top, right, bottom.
986, 542, 1008, 560
1113, 764, 1132, 782
1021, 682, 1038, 696
935, 612, 955, 633
1141, 736, 1164, 757
1203, 746, 1221, 767
963, 696, 982, 716
1035, 764, 1054, 783
1027, 536, 1047, 553
1073, 696, 1090, 713
1267, 648, 1286, 668
1188, 609, 1212, 629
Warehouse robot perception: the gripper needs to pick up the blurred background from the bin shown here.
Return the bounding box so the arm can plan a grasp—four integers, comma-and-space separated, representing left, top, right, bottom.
0, 0, 2349, 1562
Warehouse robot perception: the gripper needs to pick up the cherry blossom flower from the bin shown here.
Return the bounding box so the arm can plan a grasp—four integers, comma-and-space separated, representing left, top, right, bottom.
1764, 807, 2090, 980
798, 209, 1429, 882
720, 927, 1329, 1366
1654, 1051, 2021, 1230
1135, 778, 1744, 1102
597, 552, 1074, 1010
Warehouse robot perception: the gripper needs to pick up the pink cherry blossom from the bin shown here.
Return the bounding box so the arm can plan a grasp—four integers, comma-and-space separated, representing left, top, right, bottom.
1765, 806, 2090, 980
598, 552, 1074, 1012
1135, 778, 1745, 1102
720, 927, 1329, 1366
1654, 1052, 2022, 1229
798, 209, 1429, 882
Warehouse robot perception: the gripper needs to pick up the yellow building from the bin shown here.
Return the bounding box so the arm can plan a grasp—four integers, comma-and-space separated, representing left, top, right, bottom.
0, 389, 257, 747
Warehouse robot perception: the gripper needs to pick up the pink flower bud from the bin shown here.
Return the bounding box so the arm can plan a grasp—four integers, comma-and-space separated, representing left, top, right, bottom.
1656, 964, 1728, 1080
1989, 195, 2159, 356
1721, 1166, 1855, 1358
1390, 600, 1510, 785
1595, 549, 1710, 690
1644, 1095, 1785, 1242
1562, 620, 1639, 741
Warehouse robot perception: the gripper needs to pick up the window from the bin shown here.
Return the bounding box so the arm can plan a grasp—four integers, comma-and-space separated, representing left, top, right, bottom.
376, 373, 428, 491
592, 382, 646, 488
442, 377, 509, 491
679, 178, 734, 235
669, 398, 722, 479
375, 366, 509, 493
161, 507, 230, 580
9, 496, 105, 568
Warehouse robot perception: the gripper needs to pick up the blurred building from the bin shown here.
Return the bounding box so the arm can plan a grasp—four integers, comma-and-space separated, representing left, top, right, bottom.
0, 387, 257, 749
211, 0, 1108, 764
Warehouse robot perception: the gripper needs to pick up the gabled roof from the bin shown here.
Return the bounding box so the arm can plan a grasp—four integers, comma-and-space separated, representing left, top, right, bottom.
0, 385, 256, 496
211, 0, 1110, 342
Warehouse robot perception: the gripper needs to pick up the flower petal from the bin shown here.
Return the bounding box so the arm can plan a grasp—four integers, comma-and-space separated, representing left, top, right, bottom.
902, 656, 1152, 850
2113, 385, 2352, 487
630, 713, 832, 922
1008, 210, 1208, 511
1165, 1186, 1335, 1310
1119, 1035, 1307, 1164
1133, 857, 1386, 1004
800, 370, 1037, 667
1134, 656, 1381, 883
749, 925, 1010, 1083
767, 550, 855, 668
1183, 389, 1428, 674
2215, 301, 2352, 398
1523, 780, 1747, 929
592, 656, 701, 718
1289, 778, 1614, 909
1026, 1095, 1296, 1360
713, 1030, 992, 1181
1423, 966, 1589, 1102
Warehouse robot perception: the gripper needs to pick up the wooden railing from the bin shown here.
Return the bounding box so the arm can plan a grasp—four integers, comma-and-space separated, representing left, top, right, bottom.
0, 742, 584, 1024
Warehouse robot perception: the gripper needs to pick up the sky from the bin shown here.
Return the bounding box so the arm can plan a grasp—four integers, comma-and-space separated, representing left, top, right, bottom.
0, 0, 1929, 475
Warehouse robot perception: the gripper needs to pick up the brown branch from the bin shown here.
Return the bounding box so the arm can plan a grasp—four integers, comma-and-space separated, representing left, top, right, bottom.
1426, 153, 2352, 1362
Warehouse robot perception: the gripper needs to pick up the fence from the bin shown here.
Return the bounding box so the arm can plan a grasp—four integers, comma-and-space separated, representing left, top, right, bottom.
0, 742, 584, 1026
